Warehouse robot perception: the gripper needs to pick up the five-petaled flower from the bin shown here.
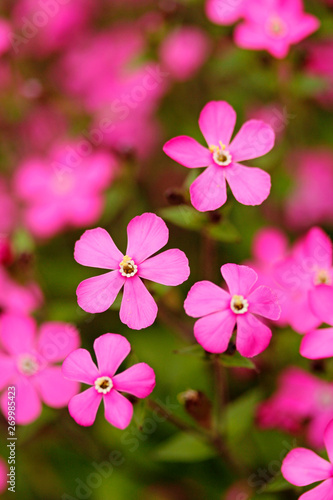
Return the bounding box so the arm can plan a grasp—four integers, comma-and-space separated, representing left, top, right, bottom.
184, 264, 281, 358
62, 333, 156, 429
74, 212, 190, 330
282, 419, 333, 499
163, 101, 275, 212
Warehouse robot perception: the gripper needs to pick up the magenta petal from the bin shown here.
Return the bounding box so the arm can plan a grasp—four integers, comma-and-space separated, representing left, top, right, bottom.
74, 227, 123, 270
113, 363, 156, 398
304, 227, 332, 269
138, 249, 190, 286
206, 0, 244, 25
68, 387, 102, 427
0, 354, 16, 391
126, 213, 169, 263
37, 322, 80, 363
247, 286, 281, 320
120, 276, 158, 330
236, 314, 272, 358
0, 313, 36, 355
76, 270, 125, 313
198, 101, 236, 146
1, 375, 41, 425
94, 333, 131, 377
310, 285, 333, 325
221, 263, 258, 296
190, 164, 227, 212
103, 390, 133, 429
62, 348, 99, 384
300, 328, 333, 360
184, 280, 230, 318
163, 136, 211, 168
225, 163, 271, 206
324, 420, 333, 464
281, 448, 332, 487
229, 120, 275, 162
299, 479, 333, 500
35, 366, 79, 408
194, 310, 236, 353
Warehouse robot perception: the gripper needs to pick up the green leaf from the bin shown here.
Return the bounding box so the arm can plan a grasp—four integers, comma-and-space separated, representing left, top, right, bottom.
220, 351, 256, 369
173, 344, 204, 356
223, 389, 262, 441
159, 205, 206, 231
152, 432, 216, 462
262, 475, 291, 493
206, 220, 241, 243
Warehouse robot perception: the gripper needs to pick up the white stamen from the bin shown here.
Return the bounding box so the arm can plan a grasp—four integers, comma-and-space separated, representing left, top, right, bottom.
210, 141, 232, 166
230, 295, 249, 314
18, 354, 39, 376
119, 255, 138, 278
94, 376, 113, 394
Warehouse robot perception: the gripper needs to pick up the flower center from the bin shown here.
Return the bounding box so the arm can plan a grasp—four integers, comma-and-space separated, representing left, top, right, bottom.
267, 15, 287, 38
209, 142, 232, 166
230, 295, 249, 314
94, 376, 113, 394
314, 269, 331, 286
18, 354, 39, 376
119, 255, 138, 277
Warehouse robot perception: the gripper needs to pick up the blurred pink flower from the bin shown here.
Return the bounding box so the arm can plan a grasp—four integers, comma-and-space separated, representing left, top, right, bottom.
306, 39, 333, 106
258, 368, 333, 449
0, 19, 10, 56
62, 333, 155, 428
285, 150, 333, 229
0, 266, 43, 314
247, 103, 289, 138
159, 27, 211, 81
14, 141, 117, 239
184, 263, 280, 357
234, 0, 319, 59
0, 314, 80, 425
0, 457, 7, 494
281, 420, 333, 498
74, 213, 190, 330
163, 101, 275, 212
206, 0, 245, 25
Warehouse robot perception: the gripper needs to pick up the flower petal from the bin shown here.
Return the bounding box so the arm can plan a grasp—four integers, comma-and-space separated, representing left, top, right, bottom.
299, 479, 333, 500
74, 227, 123, 270
309, 285, 333, 326
37, 322, 80, 363
163, 136, 211, 168
35, 366, 79, 408
62, 348, 99, 384
221, 263, 258, 296
76, 270, 125, 313
184, 280, 230, 318
236, 314, 272, 357
93, 333, 131, 377
206, 0, 245, 25
281, 448, 332, 487
0, 354, 16, 391
138, 249, 190, 286
190, 164, 227, 212
103, 390, 133, 429
198, 101, 236, 147
229, 120, 275, 162
0, 313, 36, 356
225, 163, 271, 206
304, 227, 332, 270
113, 363, 156, 398
126, 213, 169, 263
120, 276, 158, 330
68, 387, 102, 427
248, 285, 281, 320
194, 309, 236, 353
324, 419, 333, 464
300, 328, 333, 360
1, 375, 41, 425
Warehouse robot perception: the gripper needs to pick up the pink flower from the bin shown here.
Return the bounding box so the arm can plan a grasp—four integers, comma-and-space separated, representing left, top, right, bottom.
14, 141, 117, 239
281, 420, 333, 499
163, 101, 275, 212
159, 27, 211, 81
206, 0, 245, 25
234, 0, 319, 59
306, 39, 333, 106
0, 19, 10, 56
184, 264, 280, 357
0, 314, 80, 425
0, 457, 7, 494
74, 213, 190, 330
0, 267, 43, 314
62, 333, 155, 429
258, 368, 333, 449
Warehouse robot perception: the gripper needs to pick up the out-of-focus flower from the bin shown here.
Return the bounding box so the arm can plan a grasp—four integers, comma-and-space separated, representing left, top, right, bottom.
0, 19, 11, 56
14, 141, 117, 239
0, 267, 43, 314
0, 457, 7, 494
159, 27, 211, 81
306, 39, 333, 106
0, 314, 80, 424
247, 103, 289, 139
258, 367, 333, 449
206, 0, 245, 26
234, 0, 319, 59
285, 150, 333, 229
62, 333, 155, 428
184, 263, 280, 358
163, 100, 275, 212
74, 213, 190, 330
281, 419, 333, 498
